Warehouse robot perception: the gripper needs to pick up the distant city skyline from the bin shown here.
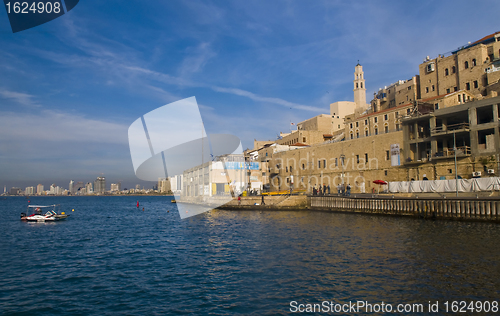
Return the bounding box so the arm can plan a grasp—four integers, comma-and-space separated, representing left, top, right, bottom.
0, 1, 498, 189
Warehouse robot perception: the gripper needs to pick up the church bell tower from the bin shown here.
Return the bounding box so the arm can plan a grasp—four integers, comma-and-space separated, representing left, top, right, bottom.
353, 61, 366, 108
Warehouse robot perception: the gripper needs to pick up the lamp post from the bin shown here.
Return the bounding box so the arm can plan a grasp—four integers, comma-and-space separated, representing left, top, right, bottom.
454, 130, 458, 197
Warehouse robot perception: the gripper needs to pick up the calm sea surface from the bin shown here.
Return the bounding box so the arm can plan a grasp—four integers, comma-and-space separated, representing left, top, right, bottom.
1, 196, 499, 315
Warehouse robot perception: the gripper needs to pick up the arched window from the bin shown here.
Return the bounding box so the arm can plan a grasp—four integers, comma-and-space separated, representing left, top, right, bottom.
356, 83, 359, 88
445, 68, 449, 76
361, 82, 363, 88
452, 66, 456, 73
465, 61, 469, 69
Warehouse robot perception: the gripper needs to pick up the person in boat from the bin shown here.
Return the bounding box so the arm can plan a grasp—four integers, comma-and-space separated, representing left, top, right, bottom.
35, 207, 42, 215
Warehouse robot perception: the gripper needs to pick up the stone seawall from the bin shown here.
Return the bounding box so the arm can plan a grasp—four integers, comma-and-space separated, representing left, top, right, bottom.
310, 195, 500, 222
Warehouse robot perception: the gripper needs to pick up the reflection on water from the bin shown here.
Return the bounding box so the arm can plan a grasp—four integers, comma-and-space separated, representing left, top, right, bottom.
1, 196, 499, 315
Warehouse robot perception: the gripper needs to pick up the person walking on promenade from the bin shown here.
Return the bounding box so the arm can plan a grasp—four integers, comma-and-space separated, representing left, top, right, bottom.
346, 184, 351, 196
261, 194, 265, 205
327, 185, 330, 195
238, 195, 241, 205
323, 184, 327, 195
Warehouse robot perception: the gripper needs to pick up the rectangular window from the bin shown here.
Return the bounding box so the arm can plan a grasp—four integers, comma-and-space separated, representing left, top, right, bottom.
386, 150, 390, 160
384, 114, 388, 120
356, 122, 359, 127
466, 82, 470, 90
446, 88, 450, 93
454, 86, 458, 92
432, 85, 435, 91
365, 119, 368, 125
426, 87, 429, 93
374, 117, 378, 123
375, 128, 378, 135
350, 123, 353, 128
435, 103, 439, 110
474, 80, 478, 88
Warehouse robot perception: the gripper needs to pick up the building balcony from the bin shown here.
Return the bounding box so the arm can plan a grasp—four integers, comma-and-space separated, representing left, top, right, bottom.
404, 157, 428, 165
432, 146, 471, 159
430, 123, 470, 136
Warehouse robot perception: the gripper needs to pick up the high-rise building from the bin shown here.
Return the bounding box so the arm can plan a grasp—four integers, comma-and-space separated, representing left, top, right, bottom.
69, 180, 74, 195
94, 176, 106, 194
49, 184, 56, 195
36, 184, 44, 195
85, 182, 93, 194
25, 186, 35, 195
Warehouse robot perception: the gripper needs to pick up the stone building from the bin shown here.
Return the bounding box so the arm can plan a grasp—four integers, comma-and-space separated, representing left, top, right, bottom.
402, 95, 500, 180
419, 31, 500, 100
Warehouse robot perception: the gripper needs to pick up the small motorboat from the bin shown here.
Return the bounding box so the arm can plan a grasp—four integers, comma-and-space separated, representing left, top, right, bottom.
171, 200, 177, 203
21, 204, 69, 222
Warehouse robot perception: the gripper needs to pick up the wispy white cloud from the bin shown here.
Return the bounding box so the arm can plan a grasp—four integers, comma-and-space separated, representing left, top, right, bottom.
0, 88, 39, 108
0, 109, 128, 144
178, 42, 217, 76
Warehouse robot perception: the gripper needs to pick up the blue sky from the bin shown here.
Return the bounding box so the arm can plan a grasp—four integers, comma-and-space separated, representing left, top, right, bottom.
0, 0, 498, 190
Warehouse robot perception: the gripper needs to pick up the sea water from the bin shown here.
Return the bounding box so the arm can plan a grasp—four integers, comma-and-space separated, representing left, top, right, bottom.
1, 196, 499, 315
